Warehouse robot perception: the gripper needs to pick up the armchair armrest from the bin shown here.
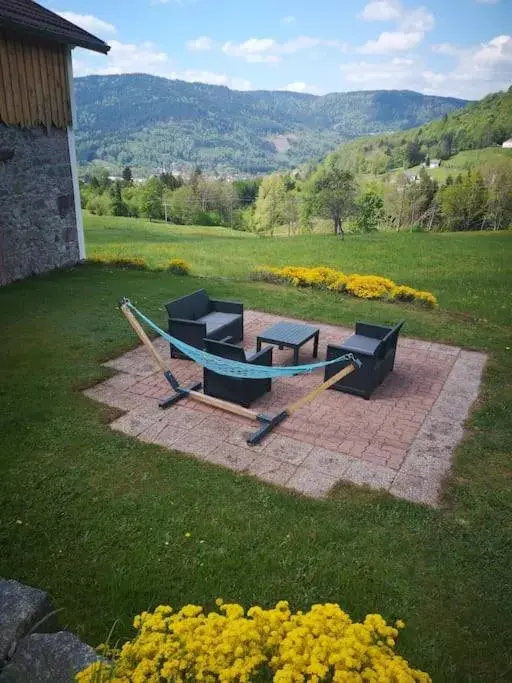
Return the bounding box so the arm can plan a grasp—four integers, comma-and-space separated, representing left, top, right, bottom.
209, 298, 244, 314
168, 317, 204, 328
247, 345, 273, 366
355, 322, 390, 339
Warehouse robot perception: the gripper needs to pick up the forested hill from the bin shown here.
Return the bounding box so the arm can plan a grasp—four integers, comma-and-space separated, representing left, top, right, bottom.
329, 87, 512, 173
74, 74, 467, 175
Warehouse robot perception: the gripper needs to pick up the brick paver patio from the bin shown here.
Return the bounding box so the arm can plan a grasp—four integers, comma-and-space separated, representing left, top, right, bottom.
85, 310, 486, 506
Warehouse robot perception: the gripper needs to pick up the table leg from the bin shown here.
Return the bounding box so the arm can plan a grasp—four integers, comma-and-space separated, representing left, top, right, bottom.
313, 332, 319, 358
293, 347, 299, 365
256, 338, 261, 352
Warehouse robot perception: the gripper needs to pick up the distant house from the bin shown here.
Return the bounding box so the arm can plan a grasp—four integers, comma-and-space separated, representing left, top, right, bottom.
0, 0, 109, 286
404, 171, 420, 183
429, 159, 441, 168
502, 139, 512, 149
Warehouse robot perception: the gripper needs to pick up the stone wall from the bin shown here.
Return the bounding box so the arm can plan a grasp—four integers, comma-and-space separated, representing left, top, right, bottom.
0, 578, 103, 682
0, 124, 80, 286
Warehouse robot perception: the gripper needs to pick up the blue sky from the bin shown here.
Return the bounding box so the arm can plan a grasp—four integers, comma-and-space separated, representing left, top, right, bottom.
44, 0, 511, 99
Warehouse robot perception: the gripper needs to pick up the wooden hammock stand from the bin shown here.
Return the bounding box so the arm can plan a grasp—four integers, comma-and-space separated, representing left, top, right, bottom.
121, 302, 358, 444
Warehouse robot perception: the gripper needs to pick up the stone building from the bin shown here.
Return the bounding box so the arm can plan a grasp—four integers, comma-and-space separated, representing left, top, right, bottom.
0, 0, 109, 286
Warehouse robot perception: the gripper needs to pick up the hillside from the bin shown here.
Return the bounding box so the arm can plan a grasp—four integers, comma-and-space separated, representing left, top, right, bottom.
74, 74, 467, 175
329, 88, 512, 174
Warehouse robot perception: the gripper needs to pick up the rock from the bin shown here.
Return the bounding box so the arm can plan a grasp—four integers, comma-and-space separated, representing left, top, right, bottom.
0, 632, 102, 683
0, 579, 55, 662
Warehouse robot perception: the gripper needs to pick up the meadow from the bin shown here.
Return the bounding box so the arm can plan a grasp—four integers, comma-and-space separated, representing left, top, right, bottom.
1, 218, 511, 681
85, 213, 512, 327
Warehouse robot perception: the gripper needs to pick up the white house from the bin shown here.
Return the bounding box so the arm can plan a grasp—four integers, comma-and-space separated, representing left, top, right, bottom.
502, 139, 512, 149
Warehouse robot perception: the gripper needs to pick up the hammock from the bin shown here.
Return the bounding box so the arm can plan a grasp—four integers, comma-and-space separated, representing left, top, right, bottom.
125, 300, 358, 380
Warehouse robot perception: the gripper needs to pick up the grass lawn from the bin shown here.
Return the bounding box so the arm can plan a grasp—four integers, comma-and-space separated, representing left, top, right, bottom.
1, 225, 511, 681
85, 214, 512, 328
388, 147, 512, 183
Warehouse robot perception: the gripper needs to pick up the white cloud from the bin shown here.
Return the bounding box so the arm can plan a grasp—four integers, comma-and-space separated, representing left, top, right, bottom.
284, 81, 322, 94
173, 70, 252, 90
281, 16, 296, 25
360, 1, 402, 21
399, 7, 434, 32
54, 11, 116, 36
222, 35, 342, 63
340, 58, 421, 86
358, 2, 434, 54
72, 41, 251, 91
185, 36, 214, 51
342, 34, 512, 99
431, 42, 464, 56
358, 30, 423, 53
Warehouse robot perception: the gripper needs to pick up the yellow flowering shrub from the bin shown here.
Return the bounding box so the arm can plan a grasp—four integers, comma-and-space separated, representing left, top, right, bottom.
77, 601, 431, 683
167, 258, 191, 275
88, 253, 147, 270
345, 275, 395, 300
250, 266, 437, 309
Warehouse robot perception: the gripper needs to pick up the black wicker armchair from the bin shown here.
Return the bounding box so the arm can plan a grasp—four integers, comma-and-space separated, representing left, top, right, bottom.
164, 289, 243, 358
324, 321, 404, 399
203, 338, 273, 408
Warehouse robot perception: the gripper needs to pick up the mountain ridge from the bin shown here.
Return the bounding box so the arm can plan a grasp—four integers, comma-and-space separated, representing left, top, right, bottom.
75, 73, 468, 175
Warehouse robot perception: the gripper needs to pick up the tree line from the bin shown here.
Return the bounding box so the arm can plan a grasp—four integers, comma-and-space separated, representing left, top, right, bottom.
81, 154, 512, 236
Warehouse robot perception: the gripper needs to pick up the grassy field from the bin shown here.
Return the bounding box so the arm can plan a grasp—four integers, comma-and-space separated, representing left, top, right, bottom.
85, 213, 512, 327
395, 146, 512, 182
1, 224, 511, 681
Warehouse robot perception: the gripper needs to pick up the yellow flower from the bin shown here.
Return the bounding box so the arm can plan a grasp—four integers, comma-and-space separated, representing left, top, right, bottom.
77, 602, 430, 682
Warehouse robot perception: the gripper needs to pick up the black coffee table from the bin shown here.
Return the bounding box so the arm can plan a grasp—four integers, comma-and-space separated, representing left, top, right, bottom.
256, 321, 320, 365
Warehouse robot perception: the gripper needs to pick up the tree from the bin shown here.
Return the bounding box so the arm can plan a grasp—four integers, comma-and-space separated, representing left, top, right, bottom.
482, 161, 512, 231
140, 176, 164, 220
355, 189, 384, 232
168, 185, 200, 224
122, 166, 133, 185
438, 170, 488, 231
160, 172, 183, 191
404, 140, 424, 168
304, 158, 356, 238
252, 174, 286, 235
109, 180, 128, 216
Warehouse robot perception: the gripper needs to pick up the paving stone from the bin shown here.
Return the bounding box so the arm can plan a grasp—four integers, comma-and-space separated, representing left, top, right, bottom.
110, 412, 159, 437
159, 406, 208, 431
287, 467, 338, 498
264, 436, 314, 466
343, 459, 395, 490
100, 373, 139, 391
0, 580, 55, 662
399, 452, 452, 479
390, 472, 442, 506
0, 632, 102, 683
204, 444, 256, 472
302, 448, 354, 479
138, 420, 169, 444
248, 455, 296, 486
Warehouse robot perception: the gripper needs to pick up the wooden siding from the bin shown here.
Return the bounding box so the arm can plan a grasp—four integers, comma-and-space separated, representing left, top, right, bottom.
0, 32, 70, 128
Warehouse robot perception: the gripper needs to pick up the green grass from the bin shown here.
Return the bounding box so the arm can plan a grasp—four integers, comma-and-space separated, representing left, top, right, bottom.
85, 214, 512, 327
395, 147, 512, 183
1, 227, 512, 681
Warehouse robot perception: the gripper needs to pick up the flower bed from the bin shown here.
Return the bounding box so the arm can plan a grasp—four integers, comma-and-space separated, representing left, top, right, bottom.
167, 258, 191, 275
77, 600, 430, 682
250, 266, 437, 308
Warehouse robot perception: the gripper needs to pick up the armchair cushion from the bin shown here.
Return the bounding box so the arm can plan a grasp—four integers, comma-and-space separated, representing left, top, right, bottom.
325, 320, 404, 399
197, 311, 241, 335
165, 289, 244, 358
338, 334, 382, 356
